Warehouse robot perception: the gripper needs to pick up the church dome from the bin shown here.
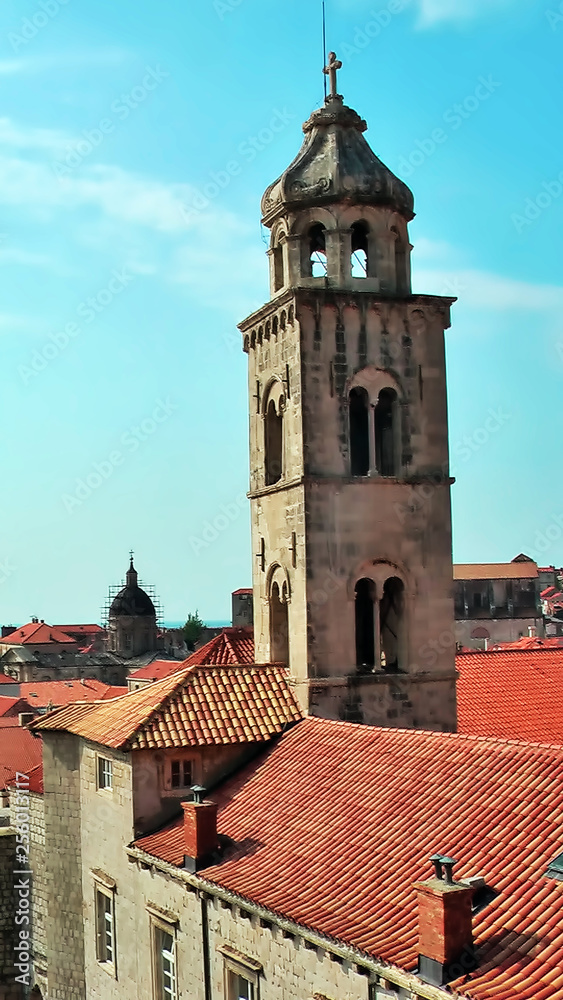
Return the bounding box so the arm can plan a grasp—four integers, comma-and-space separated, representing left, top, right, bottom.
261, 60, 414, 227
109, 558, 156, 619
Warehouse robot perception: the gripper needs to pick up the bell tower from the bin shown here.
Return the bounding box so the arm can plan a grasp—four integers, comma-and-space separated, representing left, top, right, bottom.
239, 56, 457, 731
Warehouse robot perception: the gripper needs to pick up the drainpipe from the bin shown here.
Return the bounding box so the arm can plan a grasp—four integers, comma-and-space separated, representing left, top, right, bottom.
201, 893, 212, 1000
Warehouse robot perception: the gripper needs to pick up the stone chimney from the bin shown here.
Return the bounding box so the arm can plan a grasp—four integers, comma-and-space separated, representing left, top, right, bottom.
181, 787, 218, 873
414, 855, 475, 986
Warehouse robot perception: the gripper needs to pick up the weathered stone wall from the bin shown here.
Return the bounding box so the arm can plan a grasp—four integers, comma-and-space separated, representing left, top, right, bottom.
455, 615, 544, 649
9, 790, 47, 996
0, 826, 24, 999
42, 732, 86, 999
132, 744, 261, 835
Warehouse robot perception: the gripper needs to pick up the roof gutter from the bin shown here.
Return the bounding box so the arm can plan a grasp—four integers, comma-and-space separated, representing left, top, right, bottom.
126, 846, 458, 1000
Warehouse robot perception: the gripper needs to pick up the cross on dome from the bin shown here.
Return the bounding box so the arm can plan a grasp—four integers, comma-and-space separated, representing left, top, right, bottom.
323, 51, 342, 100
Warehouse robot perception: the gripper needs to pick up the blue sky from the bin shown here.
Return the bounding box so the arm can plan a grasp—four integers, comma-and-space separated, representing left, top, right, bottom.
0, 0, 561, 624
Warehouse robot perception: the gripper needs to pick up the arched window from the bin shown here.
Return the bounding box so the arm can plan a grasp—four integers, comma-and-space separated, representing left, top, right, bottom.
270, 581, 289, 663
355, 578, 375, 669
351, 221, 369, 278
273, 244, 284, 291
349, 387, 369, 476
374, 388, 398, 477
379, 576, 404, 671
265, 396, 283, 486
309, 223, 327, 277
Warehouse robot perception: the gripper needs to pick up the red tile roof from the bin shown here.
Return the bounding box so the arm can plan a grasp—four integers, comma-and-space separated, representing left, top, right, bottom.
0, 673, 17, 684
232, 588, 253, 596
458, 647, 563, 743
54, 624, 104, 635
1, 622, 77, 645
31, 663, 302, 750
493, 635, 563, 650
127, 629, 255, 683
20, 679, 127, 710
0, 725, 42, 789
127, 660, 187, 683
136, 717, 563, 1000
454, 562, 538, 580
7, 762, 43, 794
185, 627, 254, 666
0, 696, 32, 718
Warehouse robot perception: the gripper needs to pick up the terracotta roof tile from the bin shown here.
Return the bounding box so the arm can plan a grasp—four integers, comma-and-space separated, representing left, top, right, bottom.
135, 718, 563, 1000
454, 562, 538, 580
1, 622, 78, 645
127, 628, 255, 683
20, 679, 127, 710
458, 647, 563, 743
0, 726, 42, 789
31, 663, 302, 749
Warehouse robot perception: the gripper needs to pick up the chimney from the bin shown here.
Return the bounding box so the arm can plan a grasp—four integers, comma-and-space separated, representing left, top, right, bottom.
181, 786, 218, 873
414, 855, 475, 986
528, 625, 537, 638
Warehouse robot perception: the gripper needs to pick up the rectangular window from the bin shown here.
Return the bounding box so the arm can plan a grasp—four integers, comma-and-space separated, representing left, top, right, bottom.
95, 888, 115, 968
98, 756, 113, 790
170, 759, 192, 789
228, 971, 254, 1000
154, 925, 177, 1000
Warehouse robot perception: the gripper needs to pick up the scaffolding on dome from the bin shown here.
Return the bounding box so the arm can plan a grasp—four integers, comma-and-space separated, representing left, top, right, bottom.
101, 577, 164, 629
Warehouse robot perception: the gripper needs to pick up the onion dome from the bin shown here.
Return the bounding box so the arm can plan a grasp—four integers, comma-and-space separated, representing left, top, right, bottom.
261, 53, 414, 227
109, 557, 156, 618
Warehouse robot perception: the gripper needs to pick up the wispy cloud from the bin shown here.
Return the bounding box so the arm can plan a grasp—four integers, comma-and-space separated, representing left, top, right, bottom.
416, 0, 526, 26
0, 49, 129, 76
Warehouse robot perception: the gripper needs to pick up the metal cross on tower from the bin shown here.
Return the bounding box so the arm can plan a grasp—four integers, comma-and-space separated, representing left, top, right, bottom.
323, 51, 342, 99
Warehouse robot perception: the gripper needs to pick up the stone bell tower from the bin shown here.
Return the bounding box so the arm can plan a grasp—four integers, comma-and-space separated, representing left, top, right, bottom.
239, 55, 457, 731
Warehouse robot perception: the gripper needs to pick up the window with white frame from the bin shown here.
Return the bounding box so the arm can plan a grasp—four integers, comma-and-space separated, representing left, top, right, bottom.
97, 755, 113, 790
95, 886, 116, 972
150, 914, 178, 1000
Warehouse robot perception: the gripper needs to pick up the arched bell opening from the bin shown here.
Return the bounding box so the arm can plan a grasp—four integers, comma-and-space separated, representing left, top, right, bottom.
265, 397, 283, 486
351, 221, 369, 278
308, 223, 328, 278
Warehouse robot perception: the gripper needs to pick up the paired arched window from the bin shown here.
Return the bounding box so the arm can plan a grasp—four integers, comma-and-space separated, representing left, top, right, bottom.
349, 383, 399, 478
308, 223, 327, 277
355, 574, 405, 672
351, 221, 369, 278
270, 580, 289, 663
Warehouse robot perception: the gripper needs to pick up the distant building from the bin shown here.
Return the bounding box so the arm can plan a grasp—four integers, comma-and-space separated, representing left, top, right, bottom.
454, 555, 543, 648
231, 588, 253, 626
106, 557, 160, 659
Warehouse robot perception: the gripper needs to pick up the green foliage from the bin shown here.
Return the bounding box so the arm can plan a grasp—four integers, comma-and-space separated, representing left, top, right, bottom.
183, 611, 205, 650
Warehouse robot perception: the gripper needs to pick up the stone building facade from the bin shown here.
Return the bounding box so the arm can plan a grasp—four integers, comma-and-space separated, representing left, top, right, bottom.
241, 64, 456, 730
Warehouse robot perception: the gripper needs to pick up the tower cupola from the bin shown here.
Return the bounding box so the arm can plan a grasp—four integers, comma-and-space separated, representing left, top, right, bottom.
262, 53, 414, 297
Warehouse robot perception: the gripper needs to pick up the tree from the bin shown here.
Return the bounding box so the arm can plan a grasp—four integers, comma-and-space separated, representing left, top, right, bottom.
183, 611, 205, 651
